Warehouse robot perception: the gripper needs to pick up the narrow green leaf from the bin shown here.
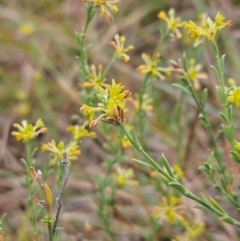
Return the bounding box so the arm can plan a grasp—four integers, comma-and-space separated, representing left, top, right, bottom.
220, 112, 228, 124
75, 32, 82, 46
221, 215, 237, 225
130, 127, 139, 146
168, 182, 186, 194
209, 197, 225, 214
161, 155, 174, 178
220, 54, 226, 72
226, 105, 232, 123
199, 192, 210, 205
180, 77, 190, 86
210, 65, 220, 79
194, 205, 216, 215
201, 88, 208, 107
182, 53, 188, 72
172, 83, 191, 95
213, 185, 222, 192
132, 159, 155, 169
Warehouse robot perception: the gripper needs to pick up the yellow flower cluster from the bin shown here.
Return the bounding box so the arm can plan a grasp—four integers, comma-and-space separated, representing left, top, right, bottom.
67, 123, 96, 140
81, 79, 131, 128
227, 79, 240, 107
110, 34, 134, 62
84, 64, 107, 89
12, 119, 47, 143
83, 0, 120, 21
186, 12, 232, 43
170, 58, 207, 90
158, 8, 184, 39
137, 53, 171, 81
112, 167, 138, 187
41, 140, 81, 166
153, 196, 184, 224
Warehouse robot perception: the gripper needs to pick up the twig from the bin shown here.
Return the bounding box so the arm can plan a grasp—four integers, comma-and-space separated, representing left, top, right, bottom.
53, 150, 69, 236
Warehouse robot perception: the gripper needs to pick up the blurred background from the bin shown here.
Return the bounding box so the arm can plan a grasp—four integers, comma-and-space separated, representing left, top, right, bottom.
1, 0, 240, 240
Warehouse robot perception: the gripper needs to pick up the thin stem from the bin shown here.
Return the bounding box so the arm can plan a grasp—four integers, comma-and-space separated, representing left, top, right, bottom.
120, 123, 240, 226
138, 74, 150, 112
120, 123, 173, 181
53, 151, 69, 236
48, 222, 53, 241
25, 142, 38, 240
78, 4, 95, 78
103, 56, 118, 78
153, 29, 170, 58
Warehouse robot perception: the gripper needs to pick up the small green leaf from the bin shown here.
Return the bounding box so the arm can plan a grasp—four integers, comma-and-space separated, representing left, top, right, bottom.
221, 215, 237, 225
199, 192, 210, 205
220, 112, 228, 124
201, 88, 208, 107
182, 53, 188, 72
194, 205, 216, 215
213, 185, 222, 192
130, 127, 141, 148
180, 77, 190, 86
168, 182, 186, 194
172, 83, 191, 95
226, 105, 232, 123
210, 65, 220, 79
161, 155, 174, 178
132, 159, 155, 169
209, 197, 225, 214
220, 54, 226, 72
76, 32, 81, 44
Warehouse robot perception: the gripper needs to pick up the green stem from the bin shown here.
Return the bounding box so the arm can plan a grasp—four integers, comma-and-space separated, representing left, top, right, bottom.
25, 142, 38, 240
153, 29, 170, 58
48, 222, 53, 241
78, 4, 95, 78
138, 74, 150, 112
103, 56, 118, 78
120, 122, 240, 226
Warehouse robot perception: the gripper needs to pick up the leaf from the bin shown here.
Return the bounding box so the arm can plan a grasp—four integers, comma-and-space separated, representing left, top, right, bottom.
168, 182, 186, 194
132, 159, 155, 169
201, 88, 208, 107
182, 53, 188, 72
194, 205, 216, 215
209, 197, 225, 214
161, 155, 174, 178
172, 83, 191, 95
220, 54, 226, 72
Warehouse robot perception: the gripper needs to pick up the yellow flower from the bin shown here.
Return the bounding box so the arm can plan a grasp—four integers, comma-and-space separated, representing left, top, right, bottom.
186, 12, 232, 43
187, 59, 208, 89
67, 123, 96, 140
137, 53, 171, 81
227, 80, 240, 107
83, 0, 120, 21
132, 94, 153, 112
18, 22, 35, 36
115, 125, 132, 148
173, 164, 184, 180
41, 140, 81, 166
153, 196, 185, 224
170, 58, 207, 90
12, 119, 47, 143
84, 64, 107, 89
110, 34, 134, 62
158, 9, 184, 39
112, 167, 138, 187
80, 79, 131, 128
